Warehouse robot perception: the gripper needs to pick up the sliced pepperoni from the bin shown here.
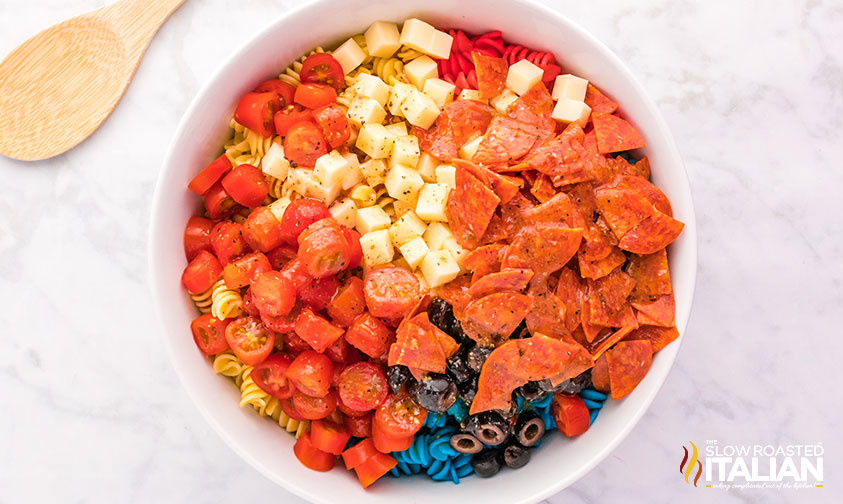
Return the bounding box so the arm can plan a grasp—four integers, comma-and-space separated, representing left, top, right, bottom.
626, 156, 650, 179
472, 116, 544, 165
463, 244, 506, 282
578, 246, 626, 280
627, 249, 672, 304
604, 340, 653, 400
590, 353, 610, 393
579, 295, 606, 342
523, 192, 577, 227
445, 165, 501, 249
460, 292, 533, 345
506, 82, 555, 134
555, 267, 584, 334
623, 325, 679, 353
588, 326, 636, 361
631, 292, 676, 327
591, 268, 637, 311
594, 180, 657, 239
615, 175, 672, 216
436, 274, 473, 318
584, 83, 618, 115
592, 113, 646, 154
414, 123, 457, 161
472, 52, 508, 99
522, 123, 593, 181
501, 223, 583, 273
585, 294, 638, 329
529, 174, 557, 202
468, 269, 534, 298
617, 211, 684, 254
387, 314, 447, 374
445, 100, 495, 146
451, 159, 521, 204
525, 273, 568, 338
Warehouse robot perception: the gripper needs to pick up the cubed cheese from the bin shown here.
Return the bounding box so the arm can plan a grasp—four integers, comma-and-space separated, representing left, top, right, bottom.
506, 59, 544, 95
420, 249, 461, 288
332, 38, 366, 74
314, 150, 350, 188
400, 91, 441, 129
356, 123, 393, 159
459, 134, 483, 160
489, 88, 518, 114
415, 183, 450, 222
399, 18, 436, 53
283, 168, 309, 196
442, 237, 468, 267
390, 135, 421, 168
356, 205, 392, 234
267, 196, 292, 221
384, 163, 425, 203
458, 88, 485, 102
404, 55, 439, 90
364, 21, 402, 58
303, 169, 341, 205
329, 198, 357, 228
360, 229, 394, 267
434, 164, 456, 190
261, 140, 290, 180
360, 158, 388, 186
387, 82, 417, 116
423, 222, 454, 250
416, 152, 439, 182
551, 74, 588, 101
352, 73, 391, 106
423, 78, 456, 108
383, 121, 408, 137
551, 99, 591, 127
347, 96, 386, 128
341, 152, 363, 190
426, 30, 454, 60
389, 210, 428, 246
399, 236, 430, 269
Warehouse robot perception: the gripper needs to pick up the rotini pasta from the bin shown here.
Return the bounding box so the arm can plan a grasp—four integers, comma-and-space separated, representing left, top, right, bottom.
212, 351, 245, 382
190, 283, 214, 314
370, 56, 405, 85
210, 278, 242, 320
223, 119, 274, 168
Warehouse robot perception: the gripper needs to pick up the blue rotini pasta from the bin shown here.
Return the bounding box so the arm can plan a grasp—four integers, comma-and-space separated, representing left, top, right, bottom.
390, 416, 474, 483
580, 387, 608, 425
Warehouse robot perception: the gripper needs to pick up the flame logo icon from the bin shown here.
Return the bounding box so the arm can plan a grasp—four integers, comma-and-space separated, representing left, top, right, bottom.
679, 441, 703, 487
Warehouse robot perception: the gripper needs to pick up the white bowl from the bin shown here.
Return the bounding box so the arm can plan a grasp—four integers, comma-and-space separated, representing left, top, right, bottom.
149, 1, 697, 502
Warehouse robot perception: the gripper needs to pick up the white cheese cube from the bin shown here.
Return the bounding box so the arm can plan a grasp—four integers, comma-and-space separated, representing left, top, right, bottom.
387, 82, 417, 116
267, 196, 292, 222
360, 158, 388, 186
551, 99, 592, 127
426, 30, 454, 60
389, 210, 428, 246
404, 55, 439, 90
459, 134, 483, 160
458, 89, 485, 102
506, 59, 544, 95
400, 91, 441, 129
356, 205, 392, 234
423, 222, 454, 250
352, 74, 391, 106
420, 249, 461, 288
360, 229, 394, 267
261, 140, 290, 181
399, 236, 430, 270
442, 237, 468, 267
490, 88, 518, 115
416, 152, 439, 182
283, 168, 309, 196
302, 169, 341, 205
341, 152, 363, 190
364, 21, 402, 58
384, 122, 408, 138
314, 150, 350, 189
385, 164, 425, 203
329, 198, 358, 228
434, 164, 456, 190
423, 78, 456, 108
347, 96, 386, 128
552, 74, 588, 102
399, 19, 437, 54
390, 135, 421, 168
332, 38, 366, 74
356, 124, 393, 159
415, 183, 451, 222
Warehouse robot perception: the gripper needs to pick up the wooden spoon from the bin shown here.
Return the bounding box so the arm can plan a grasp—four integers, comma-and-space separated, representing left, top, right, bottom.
0, 0, 186, 161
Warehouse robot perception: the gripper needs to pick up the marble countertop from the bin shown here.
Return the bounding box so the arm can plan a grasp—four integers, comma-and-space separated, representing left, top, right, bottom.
1, 0, 841, 502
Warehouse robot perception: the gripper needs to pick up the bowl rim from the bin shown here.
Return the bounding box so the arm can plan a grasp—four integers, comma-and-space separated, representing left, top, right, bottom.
148, 1, 698, 502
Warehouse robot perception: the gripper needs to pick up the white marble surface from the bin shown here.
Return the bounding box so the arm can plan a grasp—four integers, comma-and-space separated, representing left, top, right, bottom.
1, 0, 841, 502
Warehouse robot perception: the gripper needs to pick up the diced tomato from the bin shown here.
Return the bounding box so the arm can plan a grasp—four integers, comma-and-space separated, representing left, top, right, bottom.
323, 336, 349, 363
190, 314, 231, 355
253, 79, 295, 108
251, 353, 295, 399
261, 308, 299, 334
300, 53, 345, 90
210, 221, 247, 264
342, 438, 378, 470
310, 420, 351, 455
342, 227, 363, 269
294, 307, 345, 353
371, 420, 414, 453
281, 199, 332, 244
203, 181, 241, 220
551, 393, 591, 437
373, 393, 427, 438
188, 154, 232, 196
273, 105, 314, 137
337, 362, 388, 412
354, 451, 398, 488
285, 120, 329, 168
181, 250, 223, 294
344, 312, 391, 358
250, 271, 296, 317
242, 289, 260, 317
294, 431, 335, 472
294, 83, 337, 109
242, 206, 285, 252
223, 252, 271, 288
343, 412, 373, 438
266, 245, 297, 270
363, 267, 422, 319
286, 350, 333, 397
312, 103, 350, 149
298, 275, 340, 311
234, 91, 281, 137
221, 164, 268, 208
279, 257, 312, 291
283, 328, 314, 354
224, 316, 275, 366
297, 218, 351, 278
183, 216, 215, 261
327, 277, 366, 327
292, 388, 337, 420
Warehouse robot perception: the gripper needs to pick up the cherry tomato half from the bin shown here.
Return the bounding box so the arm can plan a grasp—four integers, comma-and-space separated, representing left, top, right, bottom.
292, 388, 337, 420
224, 316, 275, 366
223, 252, 271, 289
279, 257, 312, 291
551, 393, 590, 437
371, 420, 414, 453
253, 79, 295, 108
242, 289, 260, 317
312, 103, 350, 149
221, 164, 268, 208
297, 218, 350, 278
266, 245, 297, 270
343, 412, 373, 438
242, 206, 285, 252
284, 121, 328, 168
188, 154, 232, 196
251, 353, 295, 399
273, 105, 314, 137
234, 91, 281, 138
203, 181, 241, 221
363, 267, 422, 319
281, 198, 331, 244
251, 271, 296, 317
294, 83, 338, 110
283, 328, 313, 354
310, 420, 351, 455
190, 314, 231, 355
341, 226, 363, 269
294, 307, 345, 353
344, 312, 391, 358
373, 393, 427, 439
327, 277, 366, 327
294, 431, 335, 472
300, 53, 345, 90
183, 216, 214, 261
323, 336, 350, 364
210, 221, 247, 264
181, 250, 222, 294
261, 304, 300, 334
337, 362, 388, 412
286, 350, 334, 397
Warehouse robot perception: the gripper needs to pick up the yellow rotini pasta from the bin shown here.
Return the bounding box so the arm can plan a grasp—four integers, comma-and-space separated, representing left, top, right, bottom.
210, 279, 243, 320
223, 120, 274, 168
190, 283, 214, 314
396, 45, 425, 62
278, 46, 327, 87
238, 366, 269, 410
212, 351, 245, 382
370, 56, 405, 85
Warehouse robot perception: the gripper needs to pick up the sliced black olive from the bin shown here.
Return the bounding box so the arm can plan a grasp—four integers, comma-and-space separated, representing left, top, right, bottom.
409, 373, 457, 413
502, 441, 530, 469
466, 345, 493, 374
458, 376, 477, 405
514, 410, 545, 447
387, 365, 411, 394
428, 297, 453, 333
446, 348, 473, 384
466, 411, 511, 446
540, 369, 592, 395
471, 449, 502, 478
449, 430, 483, 454
516, 381, 546, 401
509, 320, 530, 339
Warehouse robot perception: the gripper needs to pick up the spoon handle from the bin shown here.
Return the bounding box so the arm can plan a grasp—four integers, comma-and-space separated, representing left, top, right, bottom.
103, 0, 187, 55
